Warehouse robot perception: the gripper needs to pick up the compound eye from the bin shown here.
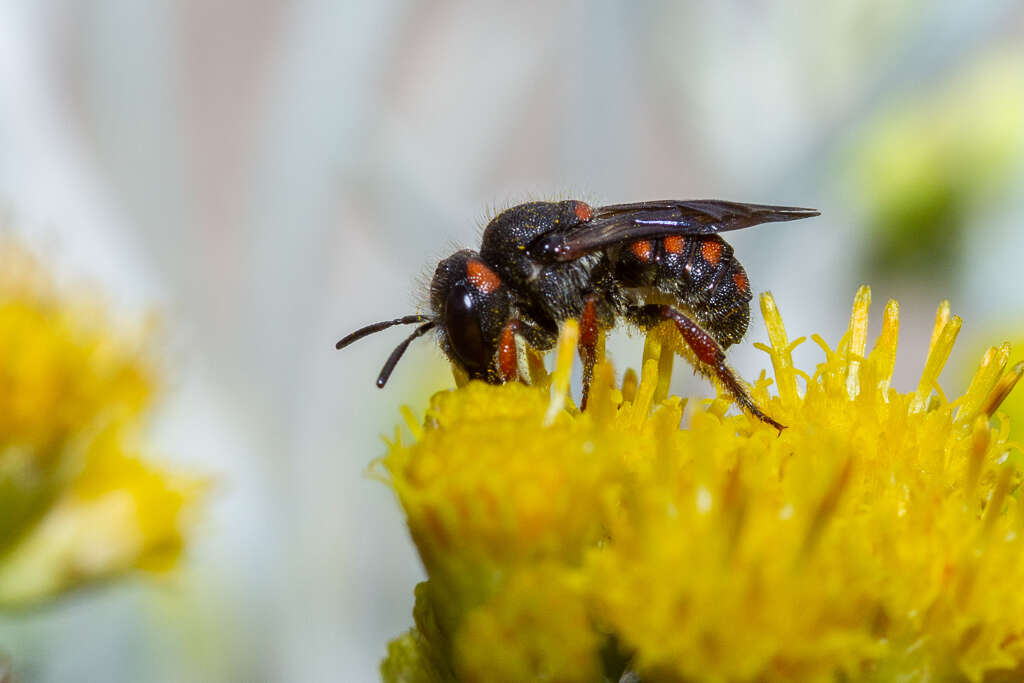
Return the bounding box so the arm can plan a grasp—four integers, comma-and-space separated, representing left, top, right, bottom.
444, 282, 489, 374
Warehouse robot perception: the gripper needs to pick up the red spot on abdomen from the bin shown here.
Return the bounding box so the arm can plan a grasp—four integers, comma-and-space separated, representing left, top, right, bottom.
630, 240, 653, 262
664, 235, 686, 254
733, 271, 748, 292
700, 240, 723, 266
574, 201, 593, 222
467, 259, 502, 294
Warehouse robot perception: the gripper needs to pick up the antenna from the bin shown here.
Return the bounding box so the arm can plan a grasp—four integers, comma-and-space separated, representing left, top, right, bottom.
375, 322, 437, 387
336, 315, 430, 350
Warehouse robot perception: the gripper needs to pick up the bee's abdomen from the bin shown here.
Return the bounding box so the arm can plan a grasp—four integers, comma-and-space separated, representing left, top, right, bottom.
613, 234, 752, 347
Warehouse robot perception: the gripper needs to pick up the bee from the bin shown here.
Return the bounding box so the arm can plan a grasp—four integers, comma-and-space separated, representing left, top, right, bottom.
336, 199, 818, 429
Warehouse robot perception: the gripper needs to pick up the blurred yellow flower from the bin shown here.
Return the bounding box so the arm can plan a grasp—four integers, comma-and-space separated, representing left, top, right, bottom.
0, 239, 204, 606
379, 286, 1024, 683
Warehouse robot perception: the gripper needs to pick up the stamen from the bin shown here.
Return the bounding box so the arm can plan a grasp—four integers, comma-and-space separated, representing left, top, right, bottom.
544, 320, 579, 426
927, 300, 952, 360
811, 334, 833, 358
642, 326, 675, 405
655, 348, 675, 404
586, 360, 618, 424
630, 329, 668, 426
982, 465, 1014, 537
525, 348, 549, 386
621, 368, 639, 403
845, 286, 871, 399
401, 406, 423, 441
630, 357, 661, 426
911, 309, 962, 413
964, 416, 989, 498
982, 361, 1024, 417
759, 293, 799, 408
959, 343, 1011, 423
866, 299, 899, 398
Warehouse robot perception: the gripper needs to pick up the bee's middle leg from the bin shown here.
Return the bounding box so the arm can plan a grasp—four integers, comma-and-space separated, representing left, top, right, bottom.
577, 295, 604, 410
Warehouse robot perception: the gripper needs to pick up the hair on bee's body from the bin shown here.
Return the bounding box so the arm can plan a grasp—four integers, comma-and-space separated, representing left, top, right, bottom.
337, 198, 819, 429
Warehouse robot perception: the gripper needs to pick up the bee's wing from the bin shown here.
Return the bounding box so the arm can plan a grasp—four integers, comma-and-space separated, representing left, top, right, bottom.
530, 200, 819, 262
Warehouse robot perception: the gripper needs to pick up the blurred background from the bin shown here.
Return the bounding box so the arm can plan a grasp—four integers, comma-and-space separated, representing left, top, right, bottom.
0, 1, 1021, 681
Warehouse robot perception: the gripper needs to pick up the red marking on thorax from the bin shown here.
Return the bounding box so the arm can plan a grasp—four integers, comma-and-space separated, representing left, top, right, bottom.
574, 201, 593, 222
663, 235, 686, 254
700, 239, 723, 266
630, 240, 653, 262
497, 320, 519, 382
733, 271, 748, 292
467, 259, 501, 294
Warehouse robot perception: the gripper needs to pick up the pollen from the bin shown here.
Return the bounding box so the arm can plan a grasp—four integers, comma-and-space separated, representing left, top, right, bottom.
378, 286, 1024, 683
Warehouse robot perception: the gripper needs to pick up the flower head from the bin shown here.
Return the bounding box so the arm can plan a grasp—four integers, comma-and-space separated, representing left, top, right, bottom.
0, 239, 204, 606
379, 286, 1023, 682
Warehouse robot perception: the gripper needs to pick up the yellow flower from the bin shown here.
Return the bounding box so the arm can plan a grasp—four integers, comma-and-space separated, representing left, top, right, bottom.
379, 285, 1024, 682
967, 334, 1024, 449
0, 239, 204, 606
591, 290, 1024, 681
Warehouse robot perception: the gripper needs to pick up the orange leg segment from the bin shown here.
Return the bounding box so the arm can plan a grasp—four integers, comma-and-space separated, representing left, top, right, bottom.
579, 296, 600, 410
497, 320, 521, 382
637, 304, 784, 431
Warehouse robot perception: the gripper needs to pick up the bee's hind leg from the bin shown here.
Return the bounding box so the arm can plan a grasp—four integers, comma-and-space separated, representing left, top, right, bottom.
628, 304, 784, 431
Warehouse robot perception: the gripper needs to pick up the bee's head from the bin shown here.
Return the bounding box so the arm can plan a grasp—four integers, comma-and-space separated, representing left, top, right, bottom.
335, 250, 512, 387
429, 250, 512, 381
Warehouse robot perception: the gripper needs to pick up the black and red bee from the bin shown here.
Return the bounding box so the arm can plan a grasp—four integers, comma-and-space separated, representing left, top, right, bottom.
336, 199, 818, 429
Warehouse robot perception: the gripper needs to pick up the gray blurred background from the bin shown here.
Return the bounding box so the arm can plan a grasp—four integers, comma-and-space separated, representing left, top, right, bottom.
0, 1, 1022, 681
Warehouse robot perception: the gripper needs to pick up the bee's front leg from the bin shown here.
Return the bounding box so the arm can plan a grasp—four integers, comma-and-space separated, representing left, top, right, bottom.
493, 317, 557, 384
